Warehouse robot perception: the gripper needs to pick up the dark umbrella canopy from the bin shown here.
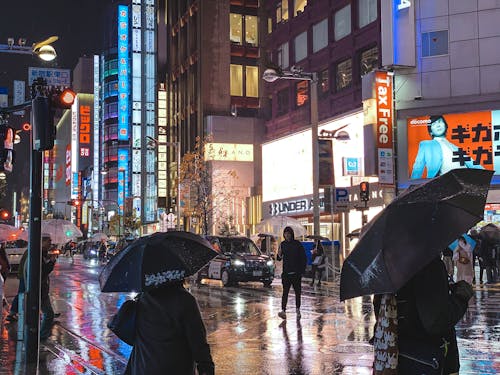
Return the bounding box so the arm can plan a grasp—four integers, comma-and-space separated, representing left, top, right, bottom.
480, 223, 500, 244
99, 231, 218, 292
340, 168, 493, 301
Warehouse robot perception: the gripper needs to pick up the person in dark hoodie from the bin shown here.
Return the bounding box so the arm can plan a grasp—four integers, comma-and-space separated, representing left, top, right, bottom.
124, 280, 214, 375
276, 226, 307, 319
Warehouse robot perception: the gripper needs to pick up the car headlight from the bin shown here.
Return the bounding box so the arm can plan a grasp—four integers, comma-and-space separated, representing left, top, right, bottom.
266, 260, 274, 267
232, 259, 245, 267
90, 250, 97, 255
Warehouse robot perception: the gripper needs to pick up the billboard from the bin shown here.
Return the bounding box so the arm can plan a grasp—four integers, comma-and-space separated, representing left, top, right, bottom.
407, 110, 499, 179
118, 5, 130, 141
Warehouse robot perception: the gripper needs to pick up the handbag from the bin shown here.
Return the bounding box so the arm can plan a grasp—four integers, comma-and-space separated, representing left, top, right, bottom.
107, 295, 139, 345
458, 249, 470, 265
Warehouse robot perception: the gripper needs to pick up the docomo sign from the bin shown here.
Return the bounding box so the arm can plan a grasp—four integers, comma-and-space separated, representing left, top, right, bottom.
375, 71, 393, 148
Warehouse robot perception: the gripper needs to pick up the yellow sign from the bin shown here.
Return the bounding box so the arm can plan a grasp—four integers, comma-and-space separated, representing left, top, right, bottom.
205, 143, 253, 162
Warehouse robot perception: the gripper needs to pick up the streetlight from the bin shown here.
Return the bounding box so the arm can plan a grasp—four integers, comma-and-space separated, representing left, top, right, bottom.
146, 136, 181, 231
263, 66, 320, 236
0, 36, 58, 61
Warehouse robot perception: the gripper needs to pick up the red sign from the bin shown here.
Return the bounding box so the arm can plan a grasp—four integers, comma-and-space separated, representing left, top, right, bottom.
375, 71, 393, 148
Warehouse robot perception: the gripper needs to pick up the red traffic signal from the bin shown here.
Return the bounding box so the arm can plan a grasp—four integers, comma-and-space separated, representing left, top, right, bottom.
360, 181, 370, 202
0, 208, 11, 220
67, 199, 81, 207
51, 88, 76, 109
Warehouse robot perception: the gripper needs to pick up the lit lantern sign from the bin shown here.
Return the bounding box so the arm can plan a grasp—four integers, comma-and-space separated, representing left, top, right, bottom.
205, 143, 253, 162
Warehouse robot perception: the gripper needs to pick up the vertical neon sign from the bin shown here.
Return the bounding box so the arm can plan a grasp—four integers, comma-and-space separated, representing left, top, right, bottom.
118, 5, 129, 141
117, 149, 129, 215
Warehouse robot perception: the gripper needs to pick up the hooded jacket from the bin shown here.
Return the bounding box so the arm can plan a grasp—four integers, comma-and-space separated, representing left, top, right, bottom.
277, 227, 307, 275
125, 283, 214, 375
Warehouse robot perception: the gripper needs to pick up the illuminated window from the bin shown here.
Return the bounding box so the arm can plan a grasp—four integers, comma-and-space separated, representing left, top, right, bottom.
360, 46, 378, 76
313, 18, 328, 53
277, 88, 289, 115
246, 66, 259, 97
336, 59, 352, 91
318, 68, 329, 96
276, 0, 289, 23
294, 0, 307, 16
230, 64, 243, 96
277, 42, 289, 68
422, 30, 448, 57
230, 13, 243, 44
296, 80, 309, 107
334, 4, 351, 41
245, 15, 258, 46
268, 18, 273, 34
294, 31, 308, 62
358, 0, 377, 28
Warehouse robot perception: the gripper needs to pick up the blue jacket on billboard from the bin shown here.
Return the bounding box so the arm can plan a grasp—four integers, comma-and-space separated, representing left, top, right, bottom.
410, 116, 483, 179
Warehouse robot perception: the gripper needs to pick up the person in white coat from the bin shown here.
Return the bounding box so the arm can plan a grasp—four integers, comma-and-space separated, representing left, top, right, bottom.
453, 236, 474, 284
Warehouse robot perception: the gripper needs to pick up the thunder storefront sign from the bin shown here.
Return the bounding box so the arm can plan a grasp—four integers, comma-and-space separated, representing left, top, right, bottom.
407, 110, 500, 179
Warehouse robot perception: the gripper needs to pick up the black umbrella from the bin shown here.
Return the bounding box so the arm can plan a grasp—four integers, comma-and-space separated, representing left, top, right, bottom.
99, 231, 218, 292
479, 223, 500, 244
340, 168, 493, 301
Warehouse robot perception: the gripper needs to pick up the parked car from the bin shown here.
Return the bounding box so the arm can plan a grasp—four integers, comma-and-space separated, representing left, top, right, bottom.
5, 239, 28, 273
197, 236, 275, 287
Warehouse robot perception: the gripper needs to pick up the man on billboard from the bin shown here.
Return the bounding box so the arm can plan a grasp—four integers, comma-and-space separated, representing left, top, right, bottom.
410, 115, 484, 179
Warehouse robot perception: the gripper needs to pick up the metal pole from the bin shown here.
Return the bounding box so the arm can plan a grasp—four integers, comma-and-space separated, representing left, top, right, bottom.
311, 73, 320, 236
25, 141, 42, 365
176, 142, 181, 231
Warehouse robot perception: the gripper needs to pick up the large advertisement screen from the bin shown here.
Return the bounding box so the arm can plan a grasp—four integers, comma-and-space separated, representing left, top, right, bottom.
407, 110, 500, 179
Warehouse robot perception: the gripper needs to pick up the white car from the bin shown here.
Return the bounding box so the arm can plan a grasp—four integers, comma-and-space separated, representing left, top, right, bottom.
5, 240, 28, 272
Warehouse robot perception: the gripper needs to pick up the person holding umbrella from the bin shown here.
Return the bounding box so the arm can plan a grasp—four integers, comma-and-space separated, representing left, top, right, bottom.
99, 232, 218, 375
276, 226, 307, 319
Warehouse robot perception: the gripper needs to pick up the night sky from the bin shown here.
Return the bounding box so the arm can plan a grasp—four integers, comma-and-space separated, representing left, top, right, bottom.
0, 0, 111, 212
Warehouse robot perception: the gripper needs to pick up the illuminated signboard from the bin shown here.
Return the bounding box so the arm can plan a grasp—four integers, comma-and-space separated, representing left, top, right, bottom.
28, 67, 71, 87
117, 148, 129, 214
407, 110, 500, 179
205, 143, 254, 162
375, 71, 394, 185
79, 104, 91, 157
118, 5, 129, 141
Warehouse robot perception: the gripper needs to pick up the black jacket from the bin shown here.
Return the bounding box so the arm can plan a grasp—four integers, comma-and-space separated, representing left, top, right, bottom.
125, 284, 214, 375
396, 257, 470, 373
277, 229, 307, 275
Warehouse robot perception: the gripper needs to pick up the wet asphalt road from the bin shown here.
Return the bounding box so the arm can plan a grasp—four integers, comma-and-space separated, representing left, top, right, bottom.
1, 255, 499, 374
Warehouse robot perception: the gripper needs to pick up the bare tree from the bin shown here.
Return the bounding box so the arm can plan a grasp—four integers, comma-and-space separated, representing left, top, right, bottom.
180, 135, 240, 235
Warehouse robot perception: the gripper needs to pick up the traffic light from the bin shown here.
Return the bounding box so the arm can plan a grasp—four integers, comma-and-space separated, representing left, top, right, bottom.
0, 208, 11, 221
32, 88, 76, 151
51, 88, 76, 109
360, 181, 370, 202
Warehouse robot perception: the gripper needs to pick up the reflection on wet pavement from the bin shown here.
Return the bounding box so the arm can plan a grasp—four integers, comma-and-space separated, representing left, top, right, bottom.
1, 256, 499, 374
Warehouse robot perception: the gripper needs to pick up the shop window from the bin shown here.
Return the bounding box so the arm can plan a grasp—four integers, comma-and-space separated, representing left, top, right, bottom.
230, 13, 243, 44
296, 80, 309, 107
277, 42, 289, 69
313, 18, 328, 53
422, 30, 448, 57
276, 0, 289, 24
358, 0, 377, 28
246, 66, 259, 97
277, 88, 289, 116
335, 59, 352, 92
294, 31, 308, 63
294, 0, 307, 16
334, 4, 351, 41
230, 64, 243, 96
318, 68, 329, 96
360, 46, 378, 76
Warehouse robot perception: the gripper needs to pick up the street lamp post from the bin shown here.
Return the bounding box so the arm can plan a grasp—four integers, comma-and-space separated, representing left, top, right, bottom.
146, 136, 181, 231
263, 66, 320, 236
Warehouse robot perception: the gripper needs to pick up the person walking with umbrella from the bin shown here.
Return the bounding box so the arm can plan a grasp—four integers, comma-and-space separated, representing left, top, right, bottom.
276, 226, 307, 319
99, 232, 218, 375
